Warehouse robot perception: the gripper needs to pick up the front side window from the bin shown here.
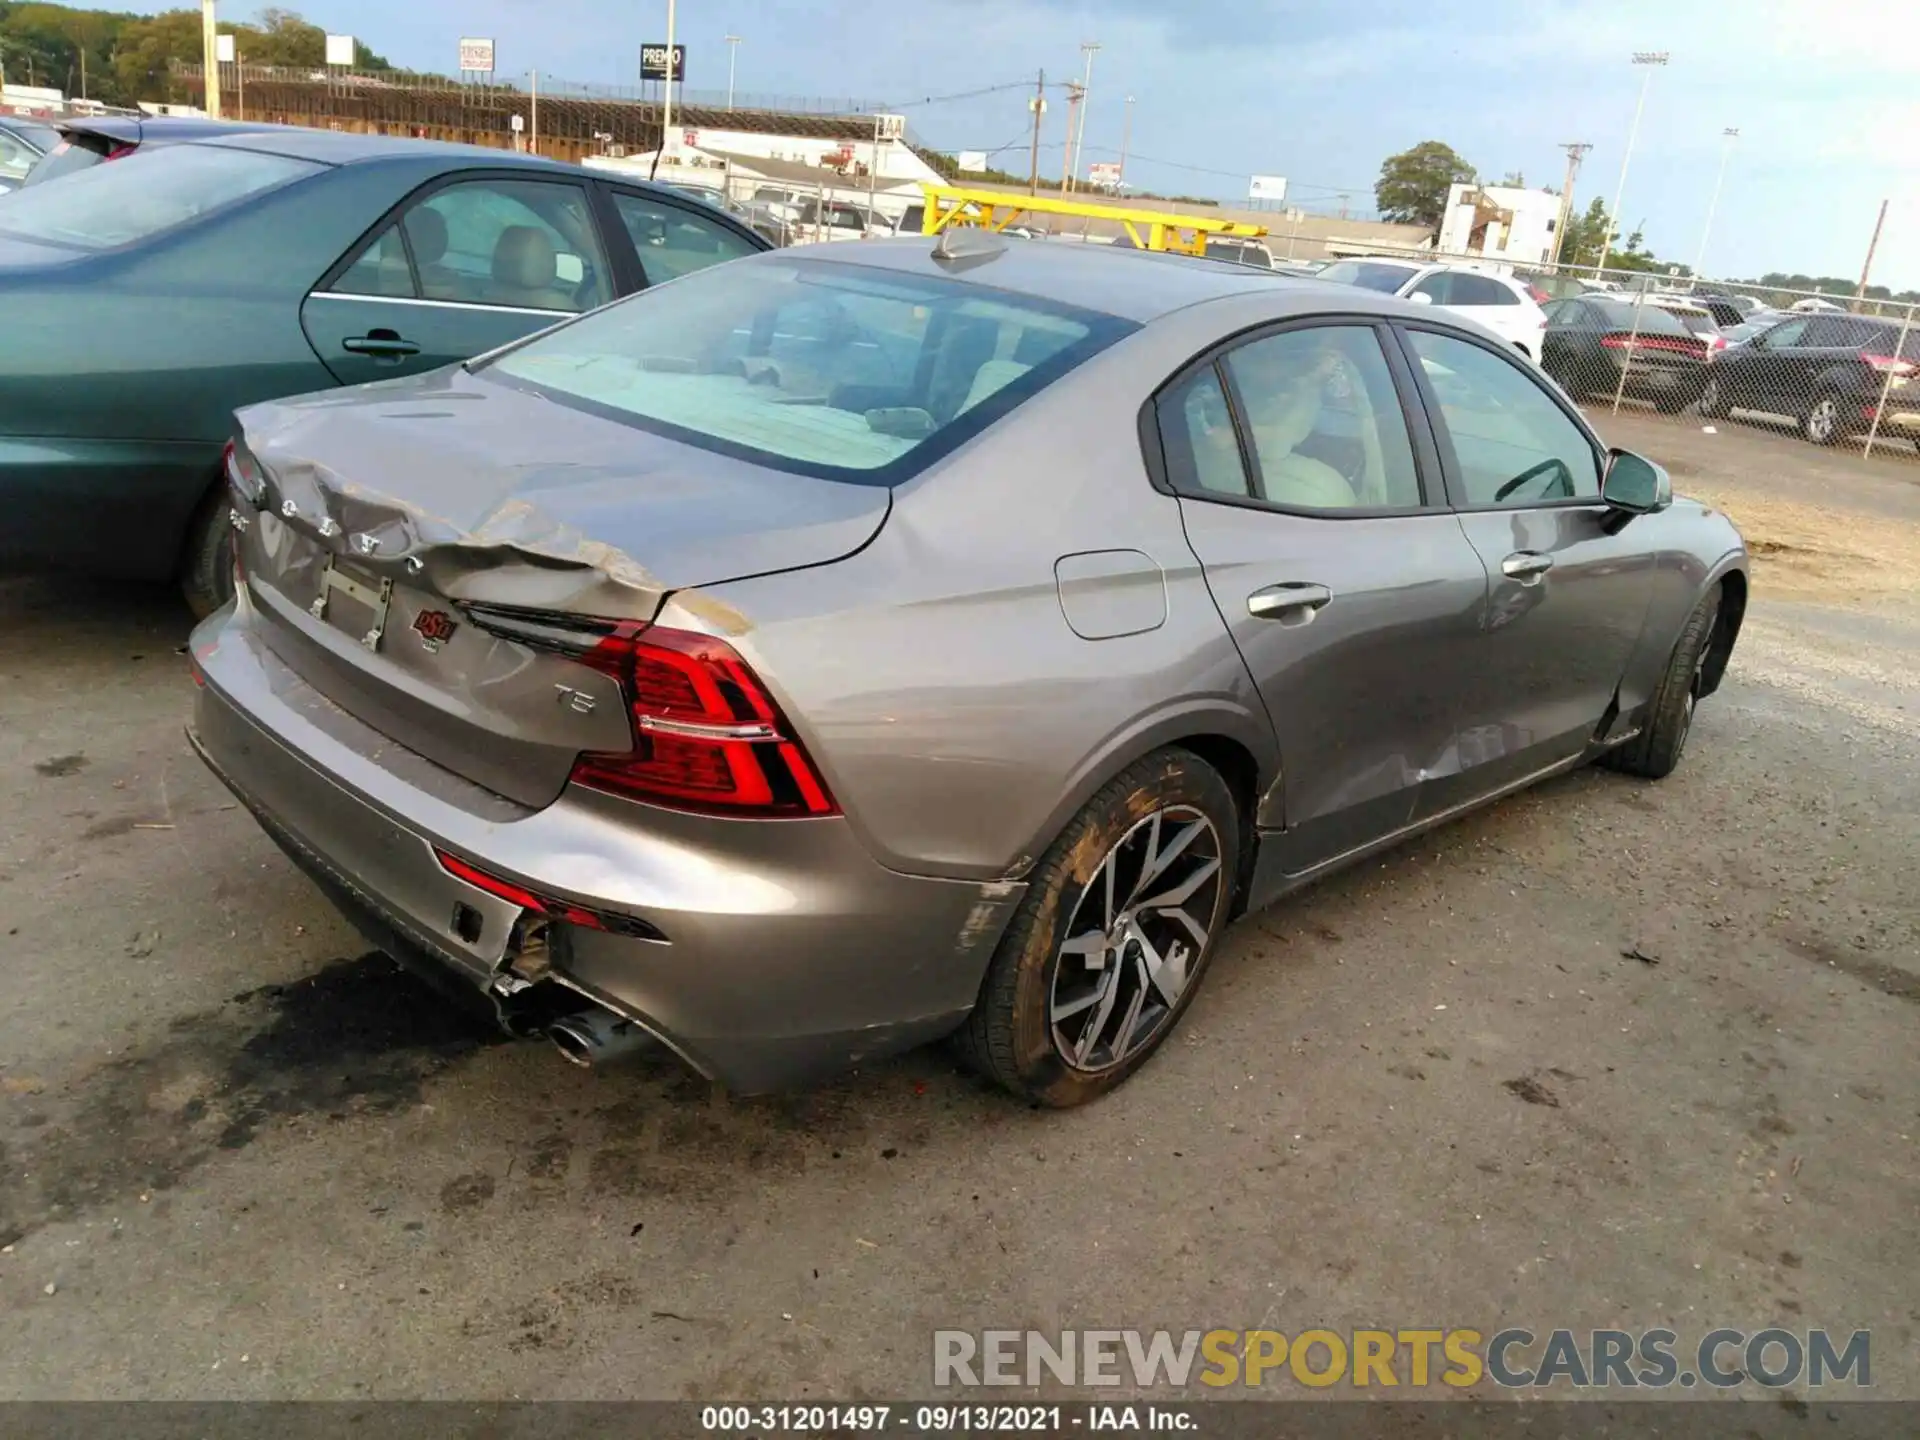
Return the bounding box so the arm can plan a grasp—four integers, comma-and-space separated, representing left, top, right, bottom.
1407, 329, 1600, 507
0, 143, 320, 250
610, 191, 759, 286
1222, 326, 1423, 510
485, 256, 1135, 483
329, 178, 612, 313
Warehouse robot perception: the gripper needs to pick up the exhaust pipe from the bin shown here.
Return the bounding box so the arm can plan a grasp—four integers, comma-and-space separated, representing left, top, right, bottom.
547, 1006, 657, 1069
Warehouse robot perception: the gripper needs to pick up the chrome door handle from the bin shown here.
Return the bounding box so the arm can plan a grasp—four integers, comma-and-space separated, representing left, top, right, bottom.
1501, 552, 1554, 581
1247, 582, 1333, 620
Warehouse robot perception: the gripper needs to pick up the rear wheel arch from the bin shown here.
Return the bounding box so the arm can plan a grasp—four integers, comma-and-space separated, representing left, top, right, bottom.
1007, 712, 1274, 887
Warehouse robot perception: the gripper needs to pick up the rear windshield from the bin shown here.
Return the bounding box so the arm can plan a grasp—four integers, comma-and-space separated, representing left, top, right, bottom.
1590, 299, 1694, 338
19, 133, 115, 188
0, 142, 321, 248
485, 256, 1137, 485
1319, 260, 1417, 293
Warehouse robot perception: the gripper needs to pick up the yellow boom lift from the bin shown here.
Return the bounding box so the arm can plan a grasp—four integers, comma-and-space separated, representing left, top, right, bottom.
915, 183, 1269, 258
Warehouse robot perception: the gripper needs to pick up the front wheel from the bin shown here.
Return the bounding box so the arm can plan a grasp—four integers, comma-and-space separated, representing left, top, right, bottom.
954, 748, 1240, 1107
1602, 587, 1721, 780
178, 482, 237, 620
1697, 374, 1728, 419
1802, 393, 1845, 446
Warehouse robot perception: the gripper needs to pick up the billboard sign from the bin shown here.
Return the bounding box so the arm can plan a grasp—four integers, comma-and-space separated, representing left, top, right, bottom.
641, 44, 686, 81
323, 34, 355, 67
215, 33, 236, 63
956, 151, 989, 173
458, 38, 496, 74
1248, 174, 1288, 202
1087, 161, 1122, 187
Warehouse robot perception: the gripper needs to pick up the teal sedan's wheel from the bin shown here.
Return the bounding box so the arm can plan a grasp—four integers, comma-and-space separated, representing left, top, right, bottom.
179, 482, 236, 620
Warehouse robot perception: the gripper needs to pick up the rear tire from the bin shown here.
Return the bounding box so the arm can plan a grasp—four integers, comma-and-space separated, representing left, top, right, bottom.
953, 748, 1239, 1108
1801, 392, 1845, 446
178, 481, 236, 621
1602, 587, 1722, 781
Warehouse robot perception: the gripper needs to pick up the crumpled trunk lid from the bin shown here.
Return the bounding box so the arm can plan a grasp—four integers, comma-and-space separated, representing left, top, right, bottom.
230, 364, 889, 808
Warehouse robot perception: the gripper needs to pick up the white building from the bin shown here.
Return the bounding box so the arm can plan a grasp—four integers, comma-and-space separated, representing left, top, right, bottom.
1437, 183, 1564, 265
588, 117, 947, 225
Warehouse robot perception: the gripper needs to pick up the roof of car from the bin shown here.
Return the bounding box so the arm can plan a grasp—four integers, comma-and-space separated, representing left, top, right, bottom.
199, 127, 591, 173
778, 235, 1401, 323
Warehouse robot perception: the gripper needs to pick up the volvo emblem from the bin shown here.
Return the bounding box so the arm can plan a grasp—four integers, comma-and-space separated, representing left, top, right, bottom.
412, 609, 458, 651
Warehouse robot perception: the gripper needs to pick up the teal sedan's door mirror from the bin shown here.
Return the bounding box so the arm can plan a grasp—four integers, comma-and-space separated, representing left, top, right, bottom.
1602, 448, 1672, 515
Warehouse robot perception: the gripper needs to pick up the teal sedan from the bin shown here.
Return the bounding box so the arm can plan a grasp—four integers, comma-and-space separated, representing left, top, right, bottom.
0, 129, 769, 614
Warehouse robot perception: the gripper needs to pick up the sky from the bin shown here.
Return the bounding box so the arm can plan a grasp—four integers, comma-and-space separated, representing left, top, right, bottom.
104, 0, 1920, 287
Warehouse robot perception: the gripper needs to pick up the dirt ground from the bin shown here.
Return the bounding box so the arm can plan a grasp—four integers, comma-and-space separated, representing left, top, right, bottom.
0, 411, 1915, 1403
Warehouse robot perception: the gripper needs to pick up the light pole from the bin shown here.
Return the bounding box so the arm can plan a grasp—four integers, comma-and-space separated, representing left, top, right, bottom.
725, 33, 741, 110
1597, 50, 1668, 277
1066, 40, 1099, 193
1119, 94, 1134, 188
200, 0, 221, 118
1692, 126, 1738, 277
660, 0, 677, 142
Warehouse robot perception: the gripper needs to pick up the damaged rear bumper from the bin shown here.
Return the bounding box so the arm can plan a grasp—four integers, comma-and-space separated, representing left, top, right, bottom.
186, 603, 1023, 1094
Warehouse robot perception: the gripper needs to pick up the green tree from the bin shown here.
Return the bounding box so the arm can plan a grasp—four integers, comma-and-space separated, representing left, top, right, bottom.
1373, 140, 1475, 229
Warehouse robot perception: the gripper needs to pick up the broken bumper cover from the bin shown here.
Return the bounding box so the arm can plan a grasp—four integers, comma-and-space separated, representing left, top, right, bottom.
185, 605, 1023, 1093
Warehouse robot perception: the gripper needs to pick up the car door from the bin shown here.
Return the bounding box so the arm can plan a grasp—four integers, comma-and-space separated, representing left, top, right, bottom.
1155, 319, 1491, 889
301, 173, 614, 387
600, 186, 765, 290
1396, 324, 1656, 805
1729, 315, 1810, 411
1541, 299, 1591, 382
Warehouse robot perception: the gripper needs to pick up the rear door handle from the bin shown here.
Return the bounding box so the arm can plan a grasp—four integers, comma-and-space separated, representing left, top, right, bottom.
1247, 582, 1333, 620
1501, 551, 1555, 581
342, 330, 421, 359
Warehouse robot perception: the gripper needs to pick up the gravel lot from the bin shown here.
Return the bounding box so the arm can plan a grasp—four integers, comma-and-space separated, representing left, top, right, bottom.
0, 411, 1915, 1402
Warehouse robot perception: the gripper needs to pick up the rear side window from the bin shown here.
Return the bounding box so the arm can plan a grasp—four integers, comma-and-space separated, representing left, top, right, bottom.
610, 191, 759, 286
0, 143, 320, 249
1320, 260, 1419, 293
485, 256, 1136, 483
1590, 299, 1691, 338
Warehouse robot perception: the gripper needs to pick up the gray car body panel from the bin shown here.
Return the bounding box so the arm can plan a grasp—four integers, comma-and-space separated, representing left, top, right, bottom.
191, 239, 1748, 1092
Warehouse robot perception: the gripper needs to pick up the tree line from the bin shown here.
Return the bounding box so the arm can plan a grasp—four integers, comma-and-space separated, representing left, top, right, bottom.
0, 3, 392, 107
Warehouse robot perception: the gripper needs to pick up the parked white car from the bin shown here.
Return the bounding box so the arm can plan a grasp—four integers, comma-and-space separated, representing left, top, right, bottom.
1317, 259, 1551, 361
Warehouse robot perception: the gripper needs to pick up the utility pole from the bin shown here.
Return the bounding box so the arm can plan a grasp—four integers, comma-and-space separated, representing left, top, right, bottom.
200, 0, 221, 119
1119, 94, 1134, 187
725, 35, 741, 109
1598, 50, 1668, 276
1059, 82, 1082, 194
1027, 68, 1045, 196
1548, 141, 1591, 268
1856, 198, 1889, 311
1067, 40, 1099, 193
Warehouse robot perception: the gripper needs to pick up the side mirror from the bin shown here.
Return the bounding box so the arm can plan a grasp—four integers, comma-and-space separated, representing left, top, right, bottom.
1408, 291, 1435, 306
1602, 448, 1671, 516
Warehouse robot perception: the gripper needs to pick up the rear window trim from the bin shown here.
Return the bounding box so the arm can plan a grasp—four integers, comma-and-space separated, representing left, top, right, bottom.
476, 255, 1139, 489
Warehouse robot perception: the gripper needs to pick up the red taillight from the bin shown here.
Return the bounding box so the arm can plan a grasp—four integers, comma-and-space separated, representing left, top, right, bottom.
568, 624, 837, 818
1601, 333, 1704, 358
103, 143, 135, 163
1862, 352, 1916, 378
1709, 334, 1728, 353
1526, 284, 1551, 304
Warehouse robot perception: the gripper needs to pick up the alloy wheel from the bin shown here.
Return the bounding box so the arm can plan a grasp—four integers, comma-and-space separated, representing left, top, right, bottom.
1048, 806, 1225, 1074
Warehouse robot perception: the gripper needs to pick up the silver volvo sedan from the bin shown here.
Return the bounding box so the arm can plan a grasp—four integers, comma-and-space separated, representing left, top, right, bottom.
187, 233, 1748, 1108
